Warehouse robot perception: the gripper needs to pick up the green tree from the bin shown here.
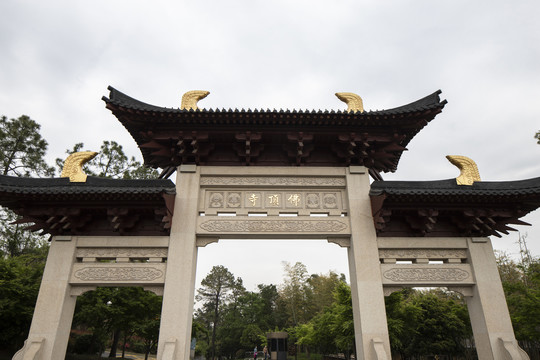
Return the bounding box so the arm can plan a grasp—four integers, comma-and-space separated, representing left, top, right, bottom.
386, 289, 472, 358
56, 140, 158, 179
0, 115, 54, 177
257, 284, 287, 330
498, 254, 540, 343
73, 287, 162, 357
0, 114, 54, 257
0, 210, 48, 257
196, 265, 245, 360
307, 271, 344, 315
279, 262, 312, 326
0, 248, 48, 352
329, 282, 355, 359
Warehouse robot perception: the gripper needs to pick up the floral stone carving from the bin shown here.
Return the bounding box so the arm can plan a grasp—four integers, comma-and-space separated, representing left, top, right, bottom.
383, 268, 469, 282
74, 267, 163, 281
199, 219, 348, 233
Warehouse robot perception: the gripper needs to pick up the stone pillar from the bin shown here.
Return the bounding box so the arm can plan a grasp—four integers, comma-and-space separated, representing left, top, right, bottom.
157, 165, 201, 360
345, 167, 391, 360
466, 237, 528, 360
12, 235, 77, 360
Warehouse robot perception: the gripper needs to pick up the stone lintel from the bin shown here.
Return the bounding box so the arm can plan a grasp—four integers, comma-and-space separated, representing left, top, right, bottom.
70, 263, 166, 286
380, 263, 475, 286
196, 216, 350, 238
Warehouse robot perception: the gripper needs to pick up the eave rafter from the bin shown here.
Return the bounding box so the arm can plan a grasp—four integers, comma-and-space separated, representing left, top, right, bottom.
0, 175, 176, 236
370, 178, 540, 238
103, 87, 446, 173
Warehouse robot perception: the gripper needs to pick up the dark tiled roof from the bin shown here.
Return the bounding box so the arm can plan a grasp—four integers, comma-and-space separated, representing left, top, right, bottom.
0, 175, 175, 197
102, 87, 447, 173
370, 177, 540, 198
0, 175, 176, 236
102, 86, 447, 118
369, 177, 540, 237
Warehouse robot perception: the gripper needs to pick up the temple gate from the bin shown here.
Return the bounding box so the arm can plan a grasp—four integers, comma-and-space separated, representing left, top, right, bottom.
2, 88, 538, 360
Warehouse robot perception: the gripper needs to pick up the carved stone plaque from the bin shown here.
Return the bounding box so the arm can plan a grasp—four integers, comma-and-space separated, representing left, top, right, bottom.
70, 263, 166, 285
380, 264, 474, 286
197, 218, 350, 236
200, 176, 346, 187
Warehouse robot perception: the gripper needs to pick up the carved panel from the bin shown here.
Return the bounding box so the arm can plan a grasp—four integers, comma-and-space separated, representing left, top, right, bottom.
380, 264, 474, 286
74, 267, 163, 281
197, 218, 349, 235
383, 268, 469, 282
70, 263, 166, 284
200, 176, 346, 187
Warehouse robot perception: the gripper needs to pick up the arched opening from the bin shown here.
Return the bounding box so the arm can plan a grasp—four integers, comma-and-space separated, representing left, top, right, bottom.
384, 287, 475, 360
68, 286, 162, 360
193, 239, 350, 360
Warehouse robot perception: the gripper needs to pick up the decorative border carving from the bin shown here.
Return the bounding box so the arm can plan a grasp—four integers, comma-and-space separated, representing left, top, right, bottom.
383, 268, 469, 282
76, 248, 168, 258
199, 219, 348, 233
73, 267, 163, 281
200, 176, 346, 187
378, 249, 467, 259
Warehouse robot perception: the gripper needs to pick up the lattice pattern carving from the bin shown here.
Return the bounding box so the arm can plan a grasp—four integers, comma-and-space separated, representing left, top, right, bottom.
383, 268, 470, 282
199, 219, 348, 233
199, 176, 346, 187
73, 267, 164, 281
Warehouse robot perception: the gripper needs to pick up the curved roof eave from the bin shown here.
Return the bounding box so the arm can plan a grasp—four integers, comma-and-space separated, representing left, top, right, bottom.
102, 86, 447, 116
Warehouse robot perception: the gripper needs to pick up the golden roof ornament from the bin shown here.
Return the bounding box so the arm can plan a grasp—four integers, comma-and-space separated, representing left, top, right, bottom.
61, 151, 98, 183
335, 92, 364, 113
181, 90, 210, 110
446, 155, 481, 186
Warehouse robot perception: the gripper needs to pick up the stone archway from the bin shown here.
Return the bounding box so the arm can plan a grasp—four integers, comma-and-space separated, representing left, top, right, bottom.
6, 87, 536, 360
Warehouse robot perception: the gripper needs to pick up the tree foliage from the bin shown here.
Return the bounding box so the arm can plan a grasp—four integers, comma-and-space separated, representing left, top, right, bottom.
0, 114, 161, 358
279, 261, 312, 326
196, 265, 245, 360
0, 115, 54, 177
72, 287, 162, 357
497, 253, 540, 342
56, 140, 158, 179
0, 248, 48, 351
0, 115, 54, 257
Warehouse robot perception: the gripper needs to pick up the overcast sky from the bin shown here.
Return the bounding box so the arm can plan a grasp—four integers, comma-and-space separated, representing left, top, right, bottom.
1, 0, 540, 292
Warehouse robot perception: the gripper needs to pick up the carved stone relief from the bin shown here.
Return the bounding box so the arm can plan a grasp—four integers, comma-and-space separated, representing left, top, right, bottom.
200, 176, 346, 187
383, 268, 470, 282
227, 192, 242, 208
199, 219, 348, 233
73, 267, 164, 281
209, 192, 224, 208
